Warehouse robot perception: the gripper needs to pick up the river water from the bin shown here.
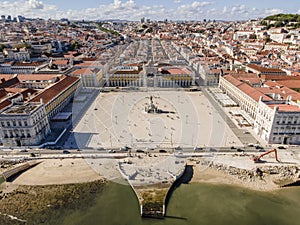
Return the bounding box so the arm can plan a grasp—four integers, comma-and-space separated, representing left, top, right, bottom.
60, 182, 300, 225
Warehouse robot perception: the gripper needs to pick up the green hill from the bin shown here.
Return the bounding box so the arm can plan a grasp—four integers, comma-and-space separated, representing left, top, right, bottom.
264, 14, 300, 22
262, 14, 300, 29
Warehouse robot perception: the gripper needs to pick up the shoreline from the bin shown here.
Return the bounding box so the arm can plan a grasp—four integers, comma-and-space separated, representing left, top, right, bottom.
191, 166, 279, 192
0, 157, 299, 193
0, 158, 299, 224
190, 161, 300, 192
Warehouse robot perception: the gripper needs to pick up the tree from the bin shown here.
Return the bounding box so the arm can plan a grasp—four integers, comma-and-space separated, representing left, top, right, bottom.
249, 34, 257, 39
261, 20, 268, 26
68, 40, 81, 51
274, 21, 284, 27
265, 37, 272, 43
0, 44, 6, 52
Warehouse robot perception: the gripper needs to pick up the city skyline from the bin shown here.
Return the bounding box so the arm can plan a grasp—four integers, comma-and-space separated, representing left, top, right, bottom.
0, 0, 299, 21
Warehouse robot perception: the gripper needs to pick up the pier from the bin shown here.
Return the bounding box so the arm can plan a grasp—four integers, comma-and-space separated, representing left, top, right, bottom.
118, 155, 186, 217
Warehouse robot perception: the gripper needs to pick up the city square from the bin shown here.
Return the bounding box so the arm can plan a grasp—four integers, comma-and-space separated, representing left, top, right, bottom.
72, 90, 243, 149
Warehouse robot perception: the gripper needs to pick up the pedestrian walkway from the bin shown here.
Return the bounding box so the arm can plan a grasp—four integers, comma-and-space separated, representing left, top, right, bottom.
202, 87, 259, 146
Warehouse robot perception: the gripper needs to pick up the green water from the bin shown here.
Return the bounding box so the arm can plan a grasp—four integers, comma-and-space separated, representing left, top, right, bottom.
60, 182, 300, 225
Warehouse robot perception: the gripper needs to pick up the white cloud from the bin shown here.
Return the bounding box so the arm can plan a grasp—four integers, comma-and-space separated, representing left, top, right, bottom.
207, 8, 216, 14
265, 8, 283, 15
27, 0, 44, 9
175, 1, 213, 19
0, 1, 296, 21
114, 0, 122, 7
0, 0, 57, 18
230, 4, 247, 14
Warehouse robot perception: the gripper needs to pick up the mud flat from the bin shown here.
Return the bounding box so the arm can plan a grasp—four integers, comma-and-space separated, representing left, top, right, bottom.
0, 180, 107, 225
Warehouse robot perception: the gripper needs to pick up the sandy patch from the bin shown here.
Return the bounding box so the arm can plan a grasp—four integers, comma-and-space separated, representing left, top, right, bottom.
12, 158, 102, 186
191, 162, 280, 191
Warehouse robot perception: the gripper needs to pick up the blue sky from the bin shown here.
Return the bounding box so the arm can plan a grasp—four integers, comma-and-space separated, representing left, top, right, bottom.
0, 0, 299, 20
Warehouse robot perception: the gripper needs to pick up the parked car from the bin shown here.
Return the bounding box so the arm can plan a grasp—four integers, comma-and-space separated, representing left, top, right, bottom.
120, 146, 132, 151
194, 146, 203, 151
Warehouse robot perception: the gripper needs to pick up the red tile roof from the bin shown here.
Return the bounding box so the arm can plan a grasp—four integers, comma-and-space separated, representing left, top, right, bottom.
53, 60, 69, 65
72, 68, 94, 76
29, 76, 80, 104
17, 74, 60, 81
0, 99, 12, 111
247, 64, 286, 74
268, 104, 300, 112
0, 89, 7, 100
276, 80, 300, 89
13, 61, 45, 67
237, 83, 272, 101
223, 75, 243, 86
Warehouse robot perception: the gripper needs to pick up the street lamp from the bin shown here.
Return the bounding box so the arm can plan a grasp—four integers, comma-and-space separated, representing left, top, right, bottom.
170, 132, 173, 149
